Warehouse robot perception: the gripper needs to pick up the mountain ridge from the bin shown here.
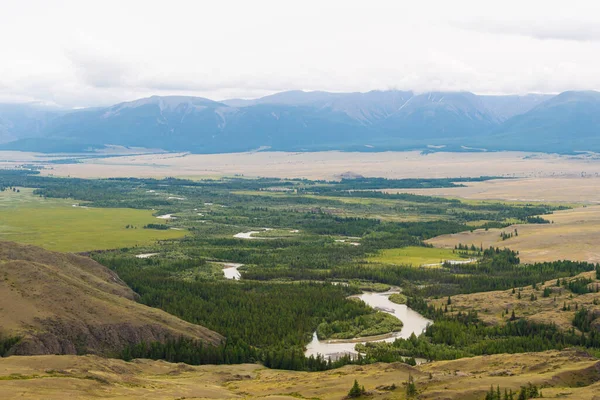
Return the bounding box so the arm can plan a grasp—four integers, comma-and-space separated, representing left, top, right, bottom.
0, 90, 597, 154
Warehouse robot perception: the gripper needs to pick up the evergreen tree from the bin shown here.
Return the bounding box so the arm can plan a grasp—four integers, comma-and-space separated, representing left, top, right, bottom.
348, 379, 363, 398
406, 374, 417, 397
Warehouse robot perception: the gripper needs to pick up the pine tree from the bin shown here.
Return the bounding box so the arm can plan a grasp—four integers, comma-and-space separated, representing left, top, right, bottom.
406, 374, 417, 397
348, 379, 363, 398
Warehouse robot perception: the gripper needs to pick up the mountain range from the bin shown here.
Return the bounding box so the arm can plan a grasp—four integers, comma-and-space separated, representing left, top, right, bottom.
0, 90, 598, 154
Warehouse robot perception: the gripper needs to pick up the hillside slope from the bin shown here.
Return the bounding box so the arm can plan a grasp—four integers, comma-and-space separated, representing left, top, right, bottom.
0, 241, 223, 355
0, 350, 597, 399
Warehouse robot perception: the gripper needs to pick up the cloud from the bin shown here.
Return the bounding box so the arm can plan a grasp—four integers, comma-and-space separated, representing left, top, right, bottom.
66, 49, 134, 89
455, 19, 600, 42
2, 0, 600, 108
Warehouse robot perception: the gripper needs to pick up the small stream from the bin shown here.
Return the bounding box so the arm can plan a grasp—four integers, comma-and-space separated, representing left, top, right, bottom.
233, 228, 273, 239
304, 289, 432, 361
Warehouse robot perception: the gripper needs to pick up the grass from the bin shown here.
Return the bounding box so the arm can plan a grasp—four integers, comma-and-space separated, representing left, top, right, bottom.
389, 293, 407, 304
427, 205, 600, 264
0, 241, 222, 351
0, 188, 185, 252
368, 246, 471, 267
348, 281, 391, 292
231, 190, 450, 223
0, 349, 598, 399
429, 270, 600, 332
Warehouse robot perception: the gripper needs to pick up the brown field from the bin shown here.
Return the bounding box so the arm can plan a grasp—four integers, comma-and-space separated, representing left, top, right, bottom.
427, 205, 600, 264
429, 271, 600, 332
4, 150, 600, 181
0, 349, 598, 399
385, 177, 600, 204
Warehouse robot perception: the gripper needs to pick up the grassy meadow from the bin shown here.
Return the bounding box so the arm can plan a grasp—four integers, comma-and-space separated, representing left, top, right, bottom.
0, 350, 598, 399
368, 246, 470, 267
0, 188, 185, 252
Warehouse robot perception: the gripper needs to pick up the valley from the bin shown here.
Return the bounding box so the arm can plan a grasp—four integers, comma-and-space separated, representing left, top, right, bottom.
1, 163, 599, 399
4, 3, 600, 399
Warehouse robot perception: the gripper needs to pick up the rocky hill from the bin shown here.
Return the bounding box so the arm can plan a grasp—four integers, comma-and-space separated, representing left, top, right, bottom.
0, 241, 223, 356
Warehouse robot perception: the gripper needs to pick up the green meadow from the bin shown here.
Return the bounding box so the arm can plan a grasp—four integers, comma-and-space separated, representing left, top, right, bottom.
0, 188, 185, 252
368, 246, 470, 267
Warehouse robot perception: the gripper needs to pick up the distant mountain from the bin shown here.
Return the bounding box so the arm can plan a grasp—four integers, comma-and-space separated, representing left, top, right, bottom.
30, 95, 369, 152
38, 96, 237, 152
0, 103, 65, 143
223, 90, 414, 125
1, 90, 599, 154
223, 90, 340, 108
377, 92, 498, 142
479, 94, 553, 121
488, 91, 600, 152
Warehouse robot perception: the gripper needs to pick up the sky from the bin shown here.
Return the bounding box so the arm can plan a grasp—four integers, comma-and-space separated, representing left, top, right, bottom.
1, 0, 600, 108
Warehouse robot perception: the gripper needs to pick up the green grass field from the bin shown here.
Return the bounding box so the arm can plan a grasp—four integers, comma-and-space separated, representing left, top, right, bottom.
0, 188, 185, 252
368, 246, 470, 267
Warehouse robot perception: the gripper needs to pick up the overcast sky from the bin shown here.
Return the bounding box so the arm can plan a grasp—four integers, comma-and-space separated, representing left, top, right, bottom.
1, 0, 600, 108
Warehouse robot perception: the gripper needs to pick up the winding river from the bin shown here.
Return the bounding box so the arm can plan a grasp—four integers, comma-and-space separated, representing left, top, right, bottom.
304, 289, 432, 361
220, 258, 431, 362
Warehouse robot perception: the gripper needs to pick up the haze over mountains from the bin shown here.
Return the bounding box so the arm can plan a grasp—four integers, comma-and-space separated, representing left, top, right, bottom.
0, 90, 598, 154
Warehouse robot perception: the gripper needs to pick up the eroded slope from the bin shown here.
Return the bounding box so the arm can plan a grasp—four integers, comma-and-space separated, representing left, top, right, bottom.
0, 241, 223, 355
